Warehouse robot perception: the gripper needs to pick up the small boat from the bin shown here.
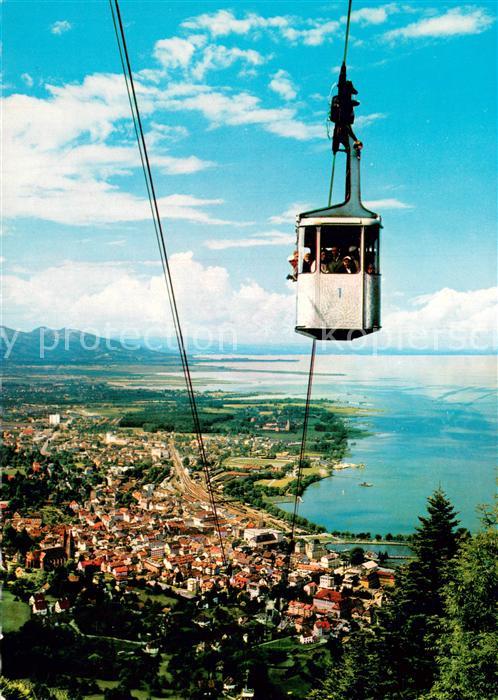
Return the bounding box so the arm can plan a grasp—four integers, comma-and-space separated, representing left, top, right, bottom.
359, 481, 373, 487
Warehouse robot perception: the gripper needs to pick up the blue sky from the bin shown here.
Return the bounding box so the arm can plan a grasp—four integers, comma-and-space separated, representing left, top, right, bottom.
2, 1, 497, 351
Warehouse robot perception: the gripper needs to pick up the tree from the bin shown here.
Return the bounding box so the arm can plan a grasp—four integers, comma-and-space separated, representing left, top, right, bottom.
310, 489, 462, 700
2, 526, 36, 555
0, 677, 35, 700
426, 505, 498, 699
382, 489, 461, 695
103, 688, 133, 700
309, 628, 392, 700
350, 547, 365, 565
411, 489, 460, 572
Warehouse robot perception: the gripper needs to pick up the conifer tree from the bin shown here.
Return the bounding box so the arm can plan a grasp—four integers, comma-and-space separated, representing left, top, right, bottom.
426, 504, 498, 699
311, 489, 461, 700
411, 488, 460, 593
384, 489, 461, 694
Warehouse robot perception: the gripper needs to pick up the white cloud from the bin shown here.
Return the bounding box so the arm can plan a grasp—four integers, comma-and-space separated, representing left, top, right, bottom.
2, 255, 295, 343
355, 112, 386, 128
5, 182, 231, 227
269, 203, 311, 225
363, 198, 413, 210
205, 230, 295, 250
153, 153, 214, 175
147, 122, 189, 145
5, 73, 148, 149
281, 20, 340, 46
269, 70, 297, 100
21, 73, 33, 87
51, 20, 72, 35
3, 62, 329, 230
2, 75, 218, 226
153, 34, 266, 81
181, 9, 289, 37
349, 4, 400, 26
153, 36, 201, 70
384, 8, 494, 41
182, 9, 339, 46
383, 287, 498, 349
4, 258, 496, 350
160, 86, 324, 140
58, 142, 211, 177
191, 45, 266, 80
266, 118, 324, 140
268, 197, 411, 223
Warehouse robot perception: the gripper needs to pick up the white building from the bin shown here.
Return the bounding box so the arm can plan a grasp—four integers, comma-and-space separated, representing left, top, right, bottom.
49, 413, 61, 426
243, 528, 283, 546
319, 574, 334, 589
187, 578, 200, 593
105, 432, 126, 445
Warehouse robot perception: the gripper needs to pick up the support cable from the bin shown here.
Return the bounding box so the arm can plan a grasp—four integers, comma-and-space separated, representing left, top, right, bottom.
327, 0, 354, 206
343, 0, 354, 64
109, 0, 227, 566
286, 339, 316, 562
327, 155, 337, 207
287, 0, 354, 579
108, 3, 197, 437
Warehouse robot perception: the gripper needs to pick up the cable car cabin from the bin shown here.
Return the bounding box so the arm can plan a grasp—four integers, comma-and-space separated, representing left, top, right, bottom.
295, 133, 382, 341
296, 217, 381, 340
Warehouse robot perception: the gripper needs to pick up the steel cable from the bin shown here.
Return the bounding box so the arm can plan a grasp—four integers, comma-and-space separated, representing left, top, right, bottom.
109, 0, 227, 566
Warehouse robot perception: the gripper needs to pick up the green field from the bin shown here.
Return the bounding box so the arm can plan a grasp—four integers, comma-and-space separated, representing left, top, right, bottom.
137, 591, 178, 609
258, 635, 330, 698
84, 680, 181, 700
257, 475, 296, 488
1, 589, 30, 633
224, 456, 293, 469
257, 461, 328, 490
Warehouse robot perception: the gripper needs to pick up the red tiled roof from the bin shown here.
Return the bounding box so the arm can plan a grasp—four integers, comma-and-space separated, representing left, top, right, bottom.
314, 589, 343, 603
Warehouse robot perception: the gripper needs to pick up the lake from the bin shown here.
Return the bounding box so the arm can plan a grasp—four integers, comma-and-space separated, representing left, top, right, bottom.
191, 354, 497, 534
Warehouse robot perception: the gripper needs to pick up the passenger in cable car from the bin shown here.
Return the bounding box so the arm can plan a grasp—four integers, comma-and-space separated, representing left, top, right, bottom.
287, 250, 299, 281
320, 249, 332, 274
348, 245, 360, 267
340, 255, 356, 274
302, 252, 314, 273
328, 246, 343, 273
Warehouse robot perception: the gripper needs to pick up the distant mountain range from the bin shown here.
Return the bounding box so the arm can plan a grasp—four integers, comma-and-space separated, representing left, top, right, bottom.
1, 326, 492, 363
0, 326, 176, 365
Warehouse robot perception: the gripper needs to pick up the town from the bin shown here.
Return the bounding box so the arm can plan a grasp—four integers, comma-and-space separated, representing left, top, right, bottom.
1, 397, 396, 699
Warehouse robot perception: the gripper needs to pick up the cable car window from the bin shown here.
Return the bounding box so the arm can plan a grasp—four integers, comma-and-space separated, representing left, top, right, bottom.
320, 225, 361, 274
298, 227, 317, 274
365, 227, 380, 274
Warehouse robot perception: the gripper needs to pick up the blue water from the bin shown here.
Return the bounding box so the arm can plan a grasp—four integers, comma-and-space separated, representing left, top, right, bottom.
284, 386, 496, 534
193, 355, 497, 534
327, 543, 414, 557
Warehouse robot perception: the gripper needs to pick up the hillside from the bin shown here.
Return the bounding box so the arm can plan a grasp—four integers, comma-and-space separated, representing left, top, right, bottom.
0, 326, 176, 365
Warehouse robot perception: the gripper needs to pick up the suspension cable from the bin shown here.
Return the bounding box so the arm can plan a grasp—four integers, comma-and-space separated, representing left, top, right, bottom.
286, 340, 316, 561
109, 0, 227, 566
108, 2, 198, 440
327, 0, 354, 206
343, 0, 354, 64
327, 155, 337, 207
288, 0, 355, 577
